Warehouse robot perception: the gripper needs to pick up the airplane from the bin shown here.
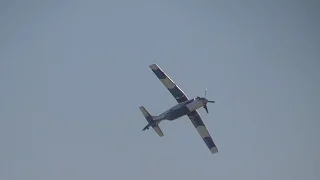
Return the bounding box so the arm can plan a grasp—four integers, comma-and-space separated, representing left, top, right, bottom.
139, 64, 218, 154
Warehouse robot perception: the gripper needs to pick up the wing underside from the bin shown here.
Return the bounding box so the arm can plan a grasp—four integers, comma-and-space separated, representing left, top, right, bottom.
187, 111, 218, 154
149, 64, 188, 103
149, 64, 218, 154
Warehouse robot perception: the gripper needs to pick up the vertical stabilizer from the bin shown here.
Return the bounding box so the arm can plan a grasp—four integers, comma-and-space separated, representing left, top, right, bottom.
139, 106, 164, 137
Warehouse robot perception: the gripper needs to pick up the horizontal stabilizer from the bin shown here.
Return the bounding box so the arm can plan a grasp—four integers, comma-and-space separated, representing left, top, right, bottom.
139, 106, 164, 137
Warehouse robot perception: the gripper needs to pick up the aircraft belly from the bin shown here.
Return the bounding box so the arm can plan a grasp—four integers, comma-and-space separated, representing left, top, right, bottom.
165, 106, 190, 120
186, 101, 203, 111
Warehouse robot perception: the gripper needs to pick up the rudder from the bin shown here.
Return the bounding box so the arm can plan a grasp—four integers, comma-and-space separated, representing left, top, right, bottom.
139, 106, 164, 137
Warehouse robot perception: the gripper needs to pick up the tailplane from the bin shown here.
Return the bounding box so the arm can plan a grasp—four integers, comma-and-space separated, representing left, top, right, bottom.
139, 106, 164, 137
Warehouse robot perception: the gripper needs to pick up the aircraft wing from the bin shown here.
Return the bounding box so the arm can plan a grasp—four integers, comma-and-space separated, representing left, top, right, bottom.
187, 110, 218, 154
149, 64, 188, 103
149, 64, 218, 154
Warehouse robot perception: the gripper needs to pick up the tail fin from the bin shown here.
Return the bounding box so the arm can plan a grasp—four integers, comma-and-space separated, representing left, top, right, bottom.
139, 106, 164, 137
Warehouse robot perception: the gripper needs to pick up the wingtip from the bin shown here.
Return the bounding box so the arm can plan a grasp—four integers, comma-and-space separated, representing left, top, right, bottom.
149, 64, 159, 70
210, 147, 218, 154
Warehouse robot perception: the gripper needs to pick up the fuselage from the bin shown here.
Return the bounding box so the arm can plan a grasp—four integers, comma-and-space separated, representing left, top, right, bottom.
154, 97, 207, 121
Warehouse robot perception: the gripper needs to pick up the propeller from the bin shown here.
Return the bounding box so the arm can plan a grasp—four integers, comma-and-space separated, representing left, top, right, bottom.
203, 89, 215, 113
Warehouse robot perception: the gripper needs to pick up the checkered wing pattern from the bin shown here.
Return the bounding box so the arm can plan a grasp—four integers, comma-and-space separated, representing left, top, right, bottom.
187, 111, 218, 154
149, 64, 188, 104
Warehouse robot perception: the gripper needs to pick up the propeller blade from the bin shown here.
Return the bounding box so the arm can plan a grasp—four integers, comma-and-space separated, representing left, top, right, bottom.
205, 89, 207, 98
204, 105, 209, 113
207, 100, 215, 103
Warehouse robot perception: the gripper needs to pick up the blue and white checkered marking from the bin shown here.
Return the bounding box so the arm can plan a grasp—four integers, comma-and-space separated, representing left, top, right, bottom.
139, 106, 164, 137
150, 64, 188, 103
188, 111, 218, 154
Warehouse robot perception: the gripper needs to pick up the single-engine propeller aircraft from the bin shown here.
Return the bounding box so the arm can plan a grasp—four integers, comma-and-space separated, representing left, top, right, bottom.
139, 64, 218, 154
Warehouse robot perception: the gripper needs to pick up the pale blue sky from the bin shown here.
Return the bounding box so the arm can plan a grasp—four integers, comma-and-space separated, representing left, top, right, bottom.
1, 0, 319, 179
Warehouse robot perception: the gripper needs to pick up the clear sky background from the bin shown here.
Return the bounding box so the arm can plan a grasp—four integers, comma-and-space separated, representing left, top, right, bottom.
1, 0, 319, 179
